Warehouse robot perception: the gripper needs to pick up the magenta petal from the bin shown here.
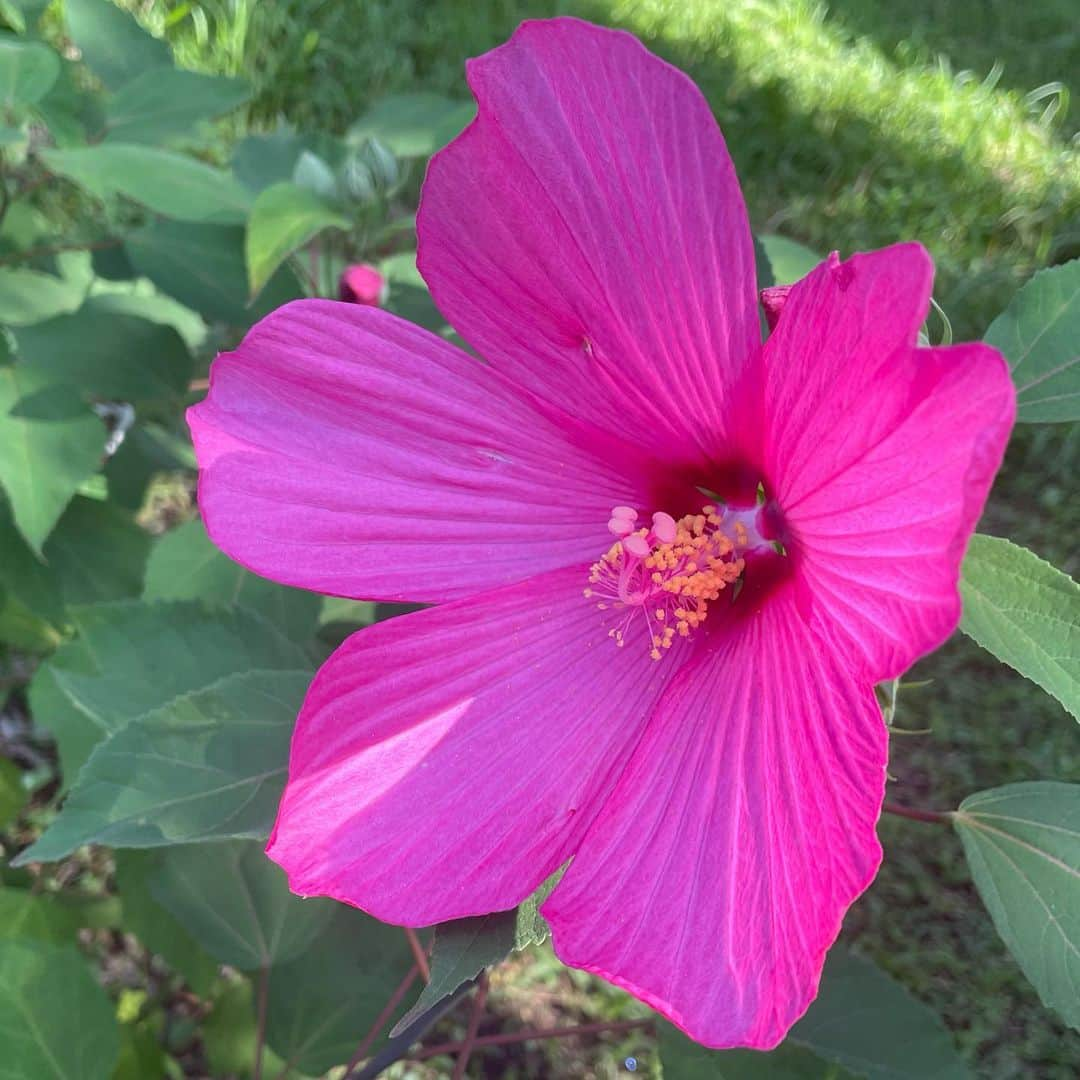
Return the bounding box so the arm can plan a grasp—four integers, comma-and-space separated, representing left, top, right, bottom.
542, 592, 887, 1049
267, 567, 695, 926
761, 245, 1015, 677
188, 299, 661, 603
418, 17, 759, 468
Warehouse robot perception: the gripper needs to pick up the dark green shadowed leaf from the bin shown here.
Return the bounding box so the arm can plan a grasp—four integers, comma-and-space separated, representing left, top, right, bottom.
246, 181, 349, 296
959, 534, 1080, 719
64, 0, 170, 90
126, 220, 303, 326
659, 1023, 856, 1078
147, 840, 335, 970
953, 782, 1080, 1030
265, 906, 414, 1074
789, 951, 968, 1078
984, 257, 1080, 422
22, 670, 308, 862
0, 757, 26, 829
143, 518, 320, 643
114, 851, 219, 996
390, 871, 561, 1037
0, 940, 120, 1079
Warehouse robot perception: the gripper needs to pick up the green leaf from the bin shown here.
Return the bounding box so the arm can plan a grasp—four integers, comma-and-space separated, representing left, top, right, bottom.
0, 365, 104, 554
0, 495, 65, 648
348, 92, 474, 158
64, 0, 170, 90
953, 782, 1080, 1030
960, 534, 1080, 719
0, 757, 26, 829
143, 518, 320, 643
42, 144, 251, 224
103, 68, 249, 144
232, 129, 307, 193
202, 976, 292, 1080
47, 600, 309, 737
265, 906, 413, 1074
13, 300, 193, 406
111, 1022, 165, 1080
43, 497, 150, 605
789, 951, 968, 1078
0, 887, 80, 944
245, 181, 348, 296
758, 233, 825, 285
390, 882, 556, 1037
659, 1023, 855, 1078
984, 258, 1080, 422
125, 220, 303, 325
23, 670, 308, 861
113, 851, 219, 996
30, 658, 100, 793
0, 267, 83, 325
0, 36, 58, 106
0, 940, 120, 1079
147, 840, 335, 970
85, 289, 206, 352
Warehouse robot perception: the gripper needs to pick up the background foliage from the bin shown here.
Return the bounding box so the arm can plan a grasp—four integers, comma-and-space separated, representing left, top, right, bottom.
0, 0, 1077, 1077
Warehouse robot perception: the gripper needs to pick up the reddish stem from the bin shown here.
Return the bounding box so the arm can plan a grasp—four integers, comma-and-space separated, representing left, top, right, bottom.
342, 962, 421, 1073
414, 1017, 655, 1060
451, 973, 489, 1080
883, 801, 952, 825
404, 927, 431, 982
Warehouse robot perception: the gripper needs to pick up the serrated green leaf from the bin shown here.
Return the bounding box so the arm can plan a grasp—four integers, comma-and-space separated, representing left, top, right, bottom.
0, 365, 105, 554
113, 851, 219, 996
143, 518, 319, 643
42, 144, 251, 224
0, 36, 58, 106
147, 840, 335, 970
348, 92, 473, 158
103, 67, 249, 144
984, 258, 1080, 422
265, 906, 413, 1074
13, 300, 193, 406
789, 951, 968, 1078
245, 181, 348, 295
659, 1023, 855, 1078
960, 534, 1080, 719
0, 939, 120, 1079
24, 670, 308, 861
125, 220, 303, 325
64, 0, 170, 90
954, 782, 1080, 1030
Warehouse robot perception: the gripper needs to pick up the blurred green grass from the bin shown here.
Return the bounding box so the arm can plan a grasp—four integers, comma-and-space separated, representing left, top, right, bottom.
129, 0, 1080, 1074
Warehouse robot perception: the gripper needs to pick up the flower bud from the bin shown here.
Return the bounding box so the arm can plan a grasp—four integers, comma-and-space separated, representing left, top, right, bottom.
338, 264, 387, 306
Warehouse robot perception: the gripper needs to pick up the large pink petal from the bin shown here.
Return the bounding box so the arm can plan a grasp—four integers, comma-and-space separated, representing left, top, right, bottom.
188, 299, 670, 603
417, 17, 759, 470
761, 245, 1015, 677
267, 567, 697, 925
542, 591, 887, 1049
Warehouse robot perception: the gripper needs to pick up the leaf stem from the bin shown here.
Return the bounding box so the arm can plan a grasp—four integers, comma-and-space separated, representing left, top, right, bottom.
404, 926, 430, 982
883, 801, 953, 825
412, 1017, 656, 1059
451, 973, 489, 1080
253, 965, 270, 1080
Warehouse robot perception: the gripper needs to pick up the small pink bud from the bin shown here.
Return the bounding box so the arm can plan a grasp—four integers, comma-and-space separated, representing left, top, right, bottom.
339, 264, 388, 306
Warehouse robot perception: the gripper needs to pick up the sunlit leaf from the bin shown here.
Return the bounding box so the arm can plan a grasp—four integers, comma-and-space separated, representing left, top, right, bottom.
960, 534, 1079, 719
954, 782, 1080, 1030
984, 258, 1080, 422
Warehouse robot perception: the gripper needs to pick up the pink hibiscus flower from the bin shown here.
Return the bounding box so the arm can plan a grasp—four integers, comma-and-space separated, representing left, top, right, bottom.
188, 18, 1014, 1049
